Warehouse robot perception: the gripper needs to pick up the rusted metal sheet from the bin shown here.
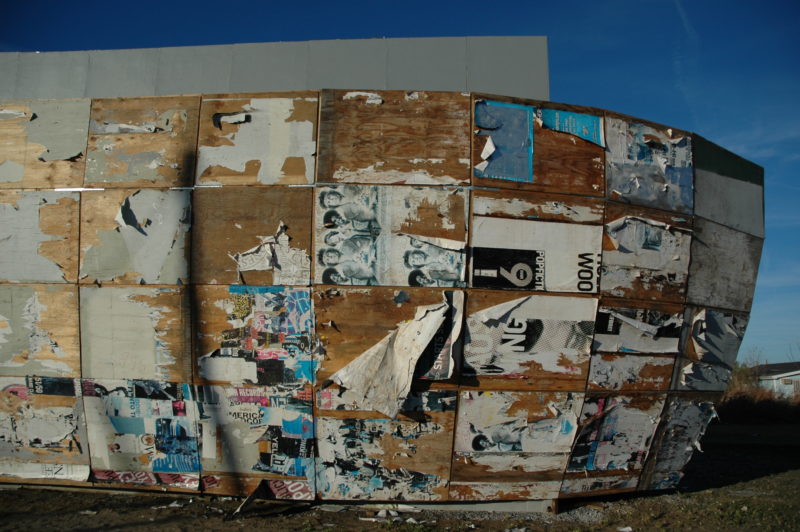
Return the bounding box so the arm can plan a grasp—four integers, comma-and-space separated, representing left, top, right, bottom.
315, 411, 454, 500
79, 189, 191, 285
600, 202, 692, 302
0, 285, 80, 378
313, 185, 466, 287
0, 98, 89, 189
0, 190, 79, 283
472, 98, 604, 196
593, 299, 684, 353
567, 394, 665, 473
605, 116, 693, 213
450, 391, 582, 499
683, 307, 748, 367
472, 189, 604, 225
80, 286, 191, 381
587, 354, 675, 392
196, 92, 317, 186
461, 291, 595, 390
687, 218, 762, 312
317, 90, 470, 185
470, 216, 602, 292
196, 384, 314, 483
641, 395, 717, 490
559, 472, 639, 497
85, 96, 200, 188
0, 377, 89, 484
194, 286, 315, 386
192, 186, 312, 285
82, 379, 201, 489
314, 287, 461, 384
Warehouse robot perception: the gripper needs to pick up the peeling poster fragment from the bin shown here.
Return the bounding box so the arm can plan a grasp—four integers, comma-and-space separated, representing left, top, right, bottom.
538, 108, 605, 147
588, 354, 674, 391
688, 309, 748, 368
474, 100, 535, 183
678, 360, 731, 392
593, 305, 683, 353
228, 221, 310, 285
560, 474, 638, 496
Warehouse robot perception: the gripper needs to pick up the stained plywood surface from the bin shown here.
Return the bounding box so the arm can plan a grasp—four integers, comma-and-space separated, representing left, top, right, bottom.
85, 96, 199, 188
593, 298, 684, 354
461, 290, 595, 391
80, 286, 191, 381
192, 186, 312, 285
0, 285, 80, 377
587, 354, 675, 392
0, 190, 79, 283
317, 90, 470, 185
560, 472, 639, 498
79, 189, 191, 285
0, 99, 89, 189
196, 92, 317, 185
472, 189, 604, 225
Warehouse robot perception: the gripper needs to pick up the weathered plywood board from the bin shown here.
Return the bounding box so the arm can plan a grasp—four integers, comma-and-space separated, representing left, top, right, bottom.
317, 90, 470, 185
461, 291, 595, 390
0, 285, 80, 377
449, 481, 562, 501
0, 190, 79, 283
79, 189, 191, 285
687, 218, 762, 312
82, 379, 200, 488
313, 287, 457, 383
196, 384, 314, 480
683, 307, 748, 368
472, 98, 605, 195
567, 394, 665, 473
192, 187, 312, 285
470, 216, 602, 293
85, 96, 200, 188
587, 354, 675, 392
593, 299, 684, 354
560, 472, 639, 497
196, 92, 317, 185
313, 185, 466, 286
472, 189, 604, 225
0, 99, 89, 189
80, 286, 191, 381
452, 391, 582, 485
316, 411, 454, 500
201, 475, 314, 499
194, 286, 315, 386
605, 116, 693, 213
600, 202, 692, 302
0, 377, 89, 484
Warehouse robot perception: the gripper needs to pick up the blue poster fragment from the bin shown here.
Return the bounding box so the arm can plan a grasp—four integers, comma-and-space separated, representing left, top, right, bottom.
539, 108, 605, 147
474, 100, 535, 183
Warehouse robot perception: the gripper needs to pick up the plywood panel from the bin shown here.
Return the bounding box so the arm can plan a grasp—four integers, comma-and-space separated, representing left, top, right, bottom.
682, 307, 748, 367
79, 189, 191, 285
0, 285, 80, 377
0, 99, 89, 189
80, 286, 191, 381
313, 185, 466, 286
192, 187, 312, 285
450, 481, 562, 501
461, 290, 595, 391
0, 190, 79, 283
587, 354, 675, 392
196, 92, 317, 186
559, 472, 639, 498
84, 96, 199, 188
193, 285, 315, 386
593, 298, 684, 354
317, 90, 470, 185
472, 189, 604, 225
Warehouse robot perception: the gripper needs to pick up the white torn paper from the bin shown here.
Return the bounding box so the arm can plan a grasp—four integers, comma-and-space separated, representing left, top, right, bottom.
228, 221, 309, 284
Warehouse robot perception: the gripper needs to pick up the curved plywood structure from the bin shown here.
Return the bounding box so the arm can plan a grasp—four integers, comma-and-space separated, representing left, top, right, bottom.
0, 90, 762, 503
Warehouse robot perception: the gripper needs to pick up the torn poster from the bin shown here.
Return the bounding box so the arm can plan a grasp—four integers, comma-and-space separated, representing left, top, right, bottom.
677, 360, 731, 392
314, 185, 466, 287
450, 481, 562, 501
471, 216, 602, 292
195, 384, 314, 478
318, 388, 457, 413
538, 108, 605, 147
472, 189, 604, 224
93, 470, 199, 489
228, 221, 310, 285
327, 293, 453, 417
588, 354, 675, 391
646, 397, 716, 490
568, 395, 665, 472
0, 376, 89, 481
605, 118, 693, 213
79, 189, 191, 284
82, 379, 200, 482
688, 309, 748, 368
593, 305, 683, 353
0, 285, 80, 377
560, 474, 639, 496
474, 100, 535, 183
315, 415, 451, 500
196, 286, 316, 386
463, 294, 596, 379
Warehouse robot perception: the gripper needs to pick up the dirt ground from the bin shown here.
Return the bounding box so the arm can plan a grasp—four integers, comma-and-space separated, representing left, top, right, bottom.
2, 420, 799, 532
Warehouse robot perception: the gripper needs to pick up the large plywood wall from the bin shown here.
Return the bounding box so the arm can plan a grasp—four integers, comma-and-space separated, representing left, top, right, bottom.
0, 90, 763, 501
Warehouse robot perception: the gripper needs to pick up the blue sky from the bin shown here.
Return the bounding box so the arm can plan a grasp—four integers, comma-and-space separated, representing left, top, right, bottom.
3, 1, 799, 363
